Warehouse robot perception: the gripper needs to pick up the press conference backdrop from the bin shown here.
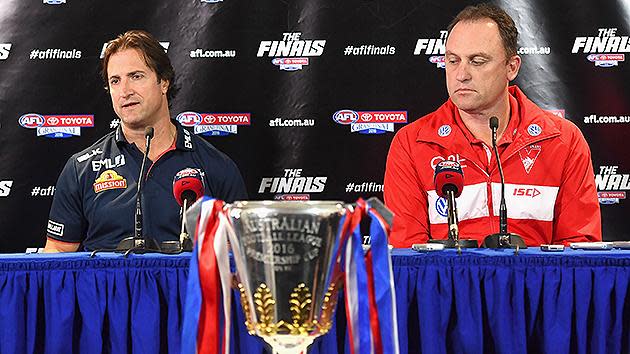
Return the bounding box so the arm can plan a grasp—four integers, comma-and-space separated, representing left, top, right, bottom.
0, 0, 628, 252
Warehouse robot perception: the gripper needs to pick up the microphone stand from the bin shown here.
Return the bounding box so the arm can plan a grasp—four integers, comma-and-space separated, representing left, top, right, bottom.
481, 117, 527, 250
115, 126, 162, 256
429, 189, 478, 250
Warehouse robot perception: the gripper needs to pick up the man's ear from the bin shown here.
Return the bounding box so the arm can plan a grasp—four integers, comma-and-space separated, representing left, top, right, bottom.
507, 55, 521, 81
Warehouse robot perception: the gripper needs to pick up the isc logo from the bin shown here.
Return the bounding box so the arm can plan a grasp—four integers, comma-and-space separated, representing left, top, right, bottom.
19, 114, 45, 128
513, 187, 541, 198
332, 110, 358, 125
0, 181, 13, 197
0, 43, 11, 60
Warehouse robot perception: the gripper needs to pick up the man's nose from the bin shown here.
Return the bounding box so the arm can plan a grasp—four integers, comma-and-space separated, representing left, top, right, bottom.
455, 62, 472, 82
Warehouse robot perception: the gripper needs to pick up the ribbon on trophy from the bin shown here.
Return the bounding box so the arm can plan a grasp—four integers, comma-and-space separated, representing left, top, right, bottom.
344, 199, 400, 354
182, 197, 235, 354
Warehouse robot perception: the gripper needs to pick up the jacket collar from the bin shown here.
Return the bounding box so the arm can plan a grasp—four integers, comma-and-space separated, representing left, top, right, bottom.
415, 86, 561, 156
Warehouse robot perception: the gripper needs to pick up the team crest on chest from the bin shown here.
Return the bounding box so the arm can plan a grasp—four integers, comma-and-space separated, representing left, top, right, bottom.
93, 169, 127, 193
519, 144, 541, 174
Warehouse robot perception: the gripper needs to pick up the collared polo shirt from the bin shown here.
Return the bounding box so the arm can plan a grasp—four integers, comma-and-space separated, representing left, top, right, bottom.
47, 121, 247, 251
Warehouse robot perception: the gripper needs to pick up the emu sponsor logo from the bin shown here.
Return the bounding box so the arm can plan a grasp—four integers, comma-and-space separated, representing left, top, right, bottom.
19, 113, 94, 138
0, 43, 11, 60
333, 110, 407, 134
596, 165, 630, 204
259, 169, 327, 200
0, 180, 13, 197
572, 28, 628, 67
176, 111, 251, 136
257, 32, 326, 71
414, 30, 448, 68
93, 170, 127, 193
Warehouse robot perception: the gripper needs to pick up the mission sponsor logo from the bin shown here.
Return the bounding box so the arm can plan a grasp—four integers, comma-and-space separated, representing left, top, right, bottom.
176, 111, 251, 136
257, 32, 326, 71
572, 28, 628, 67
333, 110, 407, 134
100, 41, 169, 59
19, 113, 94, 138
259, 169, 327, 200
0, 43, 11, 60
93, 170, 127, 193
596, 165, 629, 204
414, 30, 447, 68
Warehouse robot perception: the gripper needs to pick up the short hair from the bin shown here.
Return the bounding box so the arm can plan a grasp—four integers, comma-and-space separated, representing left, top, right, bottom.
447, 3, 518, 58
100, 30, 179, 101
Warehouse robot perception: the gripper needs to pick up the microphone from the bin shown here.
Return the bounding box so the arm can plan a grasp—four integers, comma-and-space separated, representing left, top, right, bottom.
429, 161, 478, 248
115, 126, 162, 254
481, 117, 527, 249
171, 168, 205, 252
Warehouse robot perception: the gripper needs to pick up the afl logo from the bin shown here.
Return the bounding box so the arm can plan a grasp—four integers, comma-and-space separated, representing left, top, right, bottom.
527, 124, 542, 137
176, 112, 202, 127
19, 113, 45, 128
333, 110, 359, 125
437, 125, 451, 137
435, 197, 448, 217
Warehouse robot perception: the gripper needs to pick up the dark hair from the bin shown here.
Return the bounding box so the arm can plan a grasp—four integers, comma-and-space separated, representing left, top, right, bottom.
100, 30, 179, 101
447, 3, 518, 58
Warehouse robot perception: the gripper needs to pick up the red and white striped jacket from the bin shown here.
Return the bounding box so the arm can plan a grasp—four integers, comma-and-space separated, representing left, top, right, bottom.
384, 86, 601, 247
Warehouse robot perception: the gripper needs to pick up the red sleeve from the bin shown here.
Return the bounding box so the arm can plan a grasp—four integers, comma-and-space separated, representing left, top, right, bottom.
552, 123, 602, 244
384, 129, 430, 248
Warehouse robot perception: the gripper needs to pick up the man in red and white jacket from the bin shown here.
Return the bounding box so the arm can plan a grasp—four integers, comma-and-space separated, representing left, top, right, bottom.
384, 4, 601, 248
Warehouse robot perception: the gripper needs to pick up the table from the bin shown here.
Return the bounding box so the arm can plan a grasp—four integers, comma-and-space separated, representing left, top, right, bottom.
0, 249, 628, 353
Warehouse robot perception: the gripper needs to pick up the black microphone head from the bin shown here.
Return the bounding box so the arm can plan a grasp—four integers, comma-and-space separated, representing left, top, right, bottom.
145, 126, 154, 138
489, 116, 499, 131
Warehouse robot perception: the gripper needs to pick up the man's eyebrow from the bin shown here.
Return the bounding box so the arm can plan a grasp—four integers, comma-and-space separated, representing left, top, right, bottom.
126, 70, 146, 76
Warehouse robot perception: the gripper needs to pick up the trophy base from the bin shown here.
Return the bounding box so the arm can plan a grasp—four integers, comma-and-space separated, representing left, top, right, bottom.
261, 335, 314, 354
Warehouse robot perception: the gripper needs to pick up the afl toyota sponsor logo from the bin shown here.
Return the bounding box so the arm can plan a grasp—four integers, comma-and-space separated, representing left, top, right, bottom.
176, 111, 251, 136
333, 110, 407, 134
19, 113, 94, 138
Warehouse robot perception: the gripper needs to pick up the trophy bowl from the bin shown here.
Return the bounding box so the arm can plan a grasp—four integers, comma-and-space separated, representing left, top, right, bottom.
227, 200, 347, 354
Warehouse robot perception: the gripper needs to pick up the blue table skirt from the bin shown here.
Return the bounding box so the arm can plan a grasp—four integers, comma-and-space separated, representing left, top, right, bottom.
0, 249, 629, 354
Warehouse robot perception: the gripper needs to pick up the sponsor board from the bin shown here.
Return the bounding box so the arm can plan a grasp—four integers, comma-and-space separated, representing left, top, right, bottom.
0, 43, 11, 60
583, 114, 630, 124
0, 180, 13, 197
257, 32, 325, 71
259, 169, 327, 200
19, 113, 94, 138
176, 111, 251, 136
343, 44, 395, 56
414, 31, 447, 68
572, 28, 628, 67
332, 110, 407, 134
596, 165, 630, 204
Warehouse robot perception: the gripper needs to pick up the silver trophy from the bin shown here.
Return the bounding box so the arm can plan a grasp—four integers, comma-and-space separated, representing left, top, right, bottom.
227, 201, 348, 354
